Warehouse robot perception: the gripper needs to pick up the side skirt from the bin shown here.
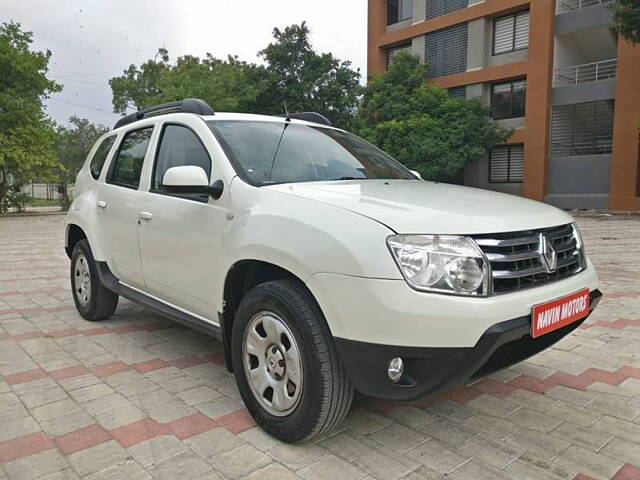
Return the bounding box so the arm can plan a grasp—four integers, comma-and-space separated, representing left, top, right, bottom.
95, 261, 222, 341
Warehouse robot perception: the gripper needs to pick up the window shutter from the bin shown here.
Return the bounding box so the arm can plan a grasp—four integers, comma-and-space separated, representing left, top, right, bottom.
447, 86, 467, 98
490, 145, 524, 183
426, 0, 468, 20
509, 145, 524, 181
490, 147, 510, 182
425, 23, 468, 79
514, 12, 530, 50
551, 101, 614, 156
493, 15, 515, 54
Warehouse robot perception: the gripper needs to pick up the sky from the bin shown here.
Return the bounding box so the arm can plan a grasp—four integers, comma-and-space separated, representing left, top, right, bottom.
4, 0, 368, 128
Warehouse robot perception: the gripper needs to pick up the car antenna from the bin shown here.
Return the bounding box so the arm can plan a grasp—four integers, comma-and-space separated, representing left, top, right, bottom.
284, 101, 291, 123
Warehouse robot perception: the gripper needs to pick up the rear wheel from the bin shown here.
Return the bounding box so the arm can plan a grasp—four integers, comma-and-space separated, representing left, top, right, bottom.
70, 239, 118, 321
232, 280, 353, 443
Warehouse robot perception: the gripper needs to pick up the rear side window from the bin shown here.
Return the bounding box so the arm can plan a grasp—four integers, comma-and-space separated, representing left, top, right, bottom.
89, 136, 116, 179
107, 127, 153, 189
152, 124, 211, 191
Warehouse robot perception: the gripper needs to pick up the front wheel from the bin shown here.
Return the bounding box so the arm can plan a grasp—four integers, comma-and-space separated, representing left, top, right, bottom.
231, 280, 353, 443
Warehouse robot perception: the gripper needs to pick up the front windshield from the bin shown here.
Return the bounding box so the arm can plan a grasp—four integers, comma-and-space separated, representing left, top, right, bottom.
208, 120, 415, 186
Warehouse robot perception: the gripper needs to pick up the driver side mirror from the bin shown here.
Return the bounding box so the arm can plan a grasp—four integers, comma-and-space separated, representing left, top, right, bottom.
162, 166, 224, 199
410, 170, 423, 180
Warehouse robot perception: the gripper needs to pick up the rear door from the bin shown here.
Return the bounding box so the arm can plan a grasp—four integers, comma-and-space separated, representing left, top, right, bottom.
137, 120, 228, 320
96, 126, 155, 289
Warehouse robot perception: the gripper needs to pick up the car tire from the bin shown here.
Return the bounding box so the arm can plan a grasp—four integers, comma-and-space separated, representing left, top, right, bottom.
231, 280, 353, 443
70, 239, 118, 321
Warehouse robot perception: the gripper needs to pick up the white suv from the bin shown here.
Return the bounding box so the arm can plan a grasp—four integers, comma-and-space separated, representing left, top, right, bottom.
66, 99, 602, 443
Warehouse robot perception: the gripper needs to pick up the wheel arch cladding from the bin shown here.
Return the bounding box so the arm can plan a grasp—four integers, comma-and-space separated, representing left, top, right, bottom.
65, 224, 87, 259
220, 259, 328, 373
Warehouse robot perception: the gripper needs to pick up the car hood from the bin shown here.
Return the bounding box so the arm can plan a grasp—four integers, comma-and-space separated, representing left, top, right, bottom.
264, 180, 574, 234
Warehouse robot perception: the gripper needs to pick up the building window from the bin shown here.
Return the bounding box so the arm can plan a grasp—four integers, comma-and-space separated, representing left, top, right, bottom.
387, 43, 412, 68
426, 0, 469, 20
493, 11, 529, 55
550, 100, 615, 156
489, 144, 524, 183
491, 79, 526, 120
425, 23, 469, 79
388, 0, 413, 25
447, 86, 467, 98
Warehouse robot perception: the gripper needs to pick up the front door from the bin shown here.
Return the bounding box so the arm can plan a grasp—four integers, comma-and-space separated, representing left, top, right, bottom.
137, 122, 227, 321
96, 126, 154, 289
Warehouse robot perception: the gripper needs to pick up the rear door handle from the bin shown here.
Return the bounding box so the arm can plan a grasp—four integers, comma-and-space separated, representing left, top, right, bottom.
138, 211, 153, 221
97, 200, 107, 209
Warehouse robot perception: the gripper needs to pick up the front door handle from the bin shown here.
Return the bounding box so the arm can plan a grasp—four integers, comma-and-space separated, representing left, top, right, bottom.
97, 200, 107, 209
138, 211, 153, 221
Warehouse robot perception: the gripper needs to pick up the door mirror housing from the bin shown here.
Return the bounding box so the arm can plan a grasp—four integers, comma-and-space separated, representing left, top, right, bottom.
410, 170, 423, 180
162, 166, 224, 199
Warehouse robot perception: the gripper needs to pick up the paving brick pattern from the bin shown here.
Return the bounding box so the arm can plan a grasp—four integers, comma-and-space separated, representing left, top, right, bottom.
1, 213, 639, 479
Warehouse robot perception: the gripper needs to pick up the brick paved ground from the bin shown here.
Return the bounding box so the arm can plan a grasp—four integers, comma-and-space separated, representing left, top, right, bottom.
0, 214, 639, 480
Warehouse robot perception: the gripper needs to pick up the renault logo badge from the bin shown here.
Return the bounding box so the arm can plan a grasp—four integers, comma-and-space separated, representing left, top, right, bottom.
538, 233, 558, 273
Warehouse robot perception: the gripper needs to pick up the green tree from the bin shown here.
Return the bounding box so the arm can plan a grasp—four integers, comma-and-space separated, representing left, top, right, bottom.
612, 0, 640, 44
0, 21, 61, 212
109, 23, 362, 129
358, 51, 511, 181
55, 116, 108, 208
256, 22, 362, 128
109, 49, 265, 114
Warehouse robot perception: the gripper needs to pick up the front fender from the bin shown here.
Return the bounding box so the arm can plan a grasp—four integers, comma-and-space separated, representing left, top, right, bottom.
214, 179, 403, 313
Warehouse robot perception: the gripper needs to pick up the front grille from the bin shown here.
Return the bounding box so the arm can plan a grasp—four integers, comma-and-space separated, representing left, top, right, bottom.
471, 317, 585, 379
474, 223, 585, 295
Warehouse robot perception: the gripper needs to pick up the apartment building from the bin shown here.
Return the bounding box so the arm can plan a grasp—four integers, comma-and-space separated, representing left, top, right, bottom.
368, 0, 640, 210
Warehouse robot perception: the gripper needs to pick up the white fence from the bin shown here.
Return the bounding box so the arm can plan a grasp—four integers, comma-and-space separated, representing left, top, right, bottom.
20, 183, 65, 200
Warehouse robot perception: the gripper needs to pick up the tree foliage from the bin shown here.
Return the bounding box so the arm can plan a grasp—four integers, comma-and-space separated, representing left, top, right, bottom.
612, 0, 640, 44
109, 49, 266, 115
109, 23, 362, 129
55, 116, 108, 208
256, 22, 362, 128
0, 21, 61, 212
357, 52, 511, 181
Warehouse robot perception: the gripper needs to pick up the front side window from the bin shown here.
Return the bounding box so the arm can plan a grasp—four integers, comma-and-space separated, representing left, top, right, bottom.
491, 79, 527, 120
493, 10, 529, 55
89, 135, 116, 180
489, 144, 524, 183
107, 127, 153, 189
152, 124, 211, 191
208, 121, 415, 186
388, 0, 413, 25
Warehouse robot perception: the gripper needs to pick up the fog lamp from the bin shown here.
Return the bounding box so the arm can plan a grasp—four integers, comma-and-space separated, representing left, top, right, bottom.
387, 357, 404, 383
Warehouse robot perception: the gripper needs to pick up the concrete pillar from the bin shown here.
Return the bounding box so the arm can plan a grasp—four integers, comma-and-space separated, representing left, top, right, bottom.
609, 39, 640, 210
467, 18, 487, 71
522, 0, 556, 201
411, 35, 426, 62
368, 0, 388, 76
413, 0, 426, 23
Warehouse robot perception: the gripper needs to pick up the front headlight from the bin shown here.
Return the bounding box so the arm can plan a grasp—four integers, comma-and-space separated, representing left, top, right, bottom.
571, 222, 587, 268
387, 235, 489, 296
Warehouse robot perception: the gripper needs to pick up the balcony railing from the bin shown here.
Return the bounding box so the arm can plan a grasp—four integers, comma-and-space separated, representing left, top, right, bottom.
554, 59, 617, 86
557, 0, 613, 13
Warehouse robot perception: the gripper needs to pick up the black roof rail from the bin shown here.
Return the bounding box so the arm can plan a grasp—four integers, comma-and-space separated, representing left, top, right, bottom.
113, 98, 215, 129
279, 112, 332, 126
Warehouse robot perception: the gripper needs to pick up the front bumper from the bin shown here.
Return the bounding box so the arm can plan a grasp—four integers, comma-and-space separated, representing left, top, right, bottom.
335, 289, 602, 401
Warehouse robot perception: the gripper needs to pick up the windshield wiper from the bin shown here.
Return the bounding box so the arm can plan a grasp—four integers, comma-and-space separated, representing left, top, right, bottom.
331, 176, 364, 181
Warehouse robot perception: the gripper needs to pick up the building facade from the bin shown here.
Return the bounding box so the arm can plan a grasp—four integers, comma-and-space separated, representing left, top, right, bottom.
368, 0, 640, 210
